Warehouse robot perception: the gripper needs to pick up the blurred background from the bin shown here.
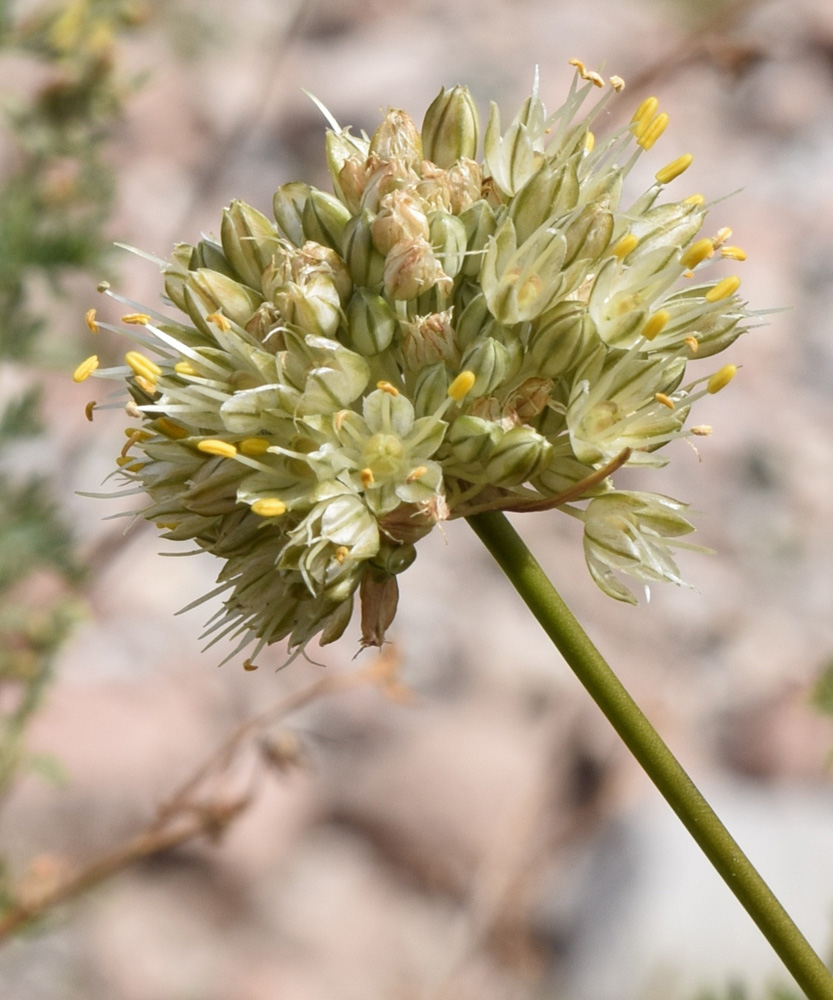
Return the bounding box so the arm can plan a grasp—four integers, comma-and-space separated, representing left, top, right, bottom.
2, 0, 833, 997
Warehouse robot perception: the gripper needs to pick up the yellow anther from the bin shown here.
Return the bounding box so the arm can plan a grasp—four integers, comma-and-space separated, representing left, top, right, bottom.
73, 355, 99, 383
239, 437, 271, 456
679, 237, 715, 269
124, 427, 153, 441
638, 111, 669, 150
85, 400, 97, 422
691, 424, 712, 436
334, 545, 350, 564
360, 468, 375, 488
376, 380, 400, 396
655, 153, 693, 185
631, 95, 659, 134
641, 309, 671, 341
334, 410, 349, 431
406, 465, 428, 483
251, 498, 287, 517
684, 335, 699, 353
655, 392, 675, 409
125, 351, 162, 381
707, 364, 737, 394
135, 375, 157, 395
612, 233, 639, 260
705, 275, 741, 303
155, 417, 188, 439
721, 245, 747, 262
174, 361, 199, 377
243, 659, 259, 671
156, 521, 179, 530
447, 370, 476, 401
568, 57, 604, 87
569, 57, 587, 74
584, 130, 596, 153
714, 227, 732, 247
197, 439, 238, 459
85, 308, 98, 333
97, 280, 110, 293
122, 313, 151, 326
609, 75, 626, 92
115, 456, 146, 472
683, 193, 705, 206
206, 312, 231, 332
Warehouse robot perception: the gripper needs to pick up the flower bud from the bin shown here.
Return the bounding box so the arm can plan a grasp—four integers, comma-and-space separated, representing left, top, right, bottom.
273, 181, 311, 246
273, 274, 341, 338
221, 200, 278, 290
427, 210, 468, 279
562, 202, 614, 266
302, 189, 351, 252
483, 425, 553, 486
527, 301, 597, 376
163, 243, 194, 311
184, 269, 263, 335
413, 361, 451, 415
460, 336, 511, 397
446, 414, 501, 463
346, 288, 397, 355
369, 108, 423, 167
343, 211, 387, 291
421, 85, 480, 168
458, 199, 496, 278
483, 91, 546, 197
371, 190, 429, 255
370, 539, 418, 576
509, 161, 579, 244
325, 127, 370, 200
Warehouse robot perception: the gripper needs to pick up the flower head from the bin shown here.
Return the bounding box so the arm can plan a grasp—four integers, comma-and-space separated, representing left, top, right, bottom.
76, 63, 754, 660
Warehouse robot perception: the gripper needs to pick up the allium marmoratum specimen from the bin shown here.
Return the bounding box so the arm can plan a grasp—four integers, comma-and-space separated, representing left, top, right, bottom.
75, 61, 752, 663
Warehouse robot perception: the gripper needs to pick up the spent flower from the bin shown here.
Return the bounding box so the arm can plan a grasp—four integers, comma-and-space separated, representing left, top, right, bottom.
76, 62, 755, 658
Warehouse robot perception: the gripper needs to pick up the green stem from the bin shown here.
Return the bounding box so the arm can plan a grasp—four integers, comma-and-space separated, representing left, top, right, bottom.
466, 509, 833, 1000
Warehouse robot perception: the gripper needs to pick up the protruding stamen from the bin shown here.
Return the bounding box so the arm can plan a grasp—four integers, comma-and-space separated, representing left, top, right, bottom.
691, 425, 712, 436
206, 312, 231, 332
584, 130, 596, 153
679, 237, 715, 269
239, 437, 271, 456
122, 313, 151, 325
641, 310, 671, 341
569, 58, 604, 87
197, 439, 238, 458
721, 246, 747, 262
447, 370, 476, 401
73, 355, 99, 382
638, 112, 669, 150
609, 75, 625, 92
360, 468, 375, 488
707, 364, 737, 394
683, 193, 705, 206
251, 498, 287, 517
655, 392, 675, 409
243, 659, 259, 671
631, 96, 659, 135
125, 351, 162, 381
684, 336, 699, 353
655, 153, 693, 185
85, 308, 98, 333
85, 400, 97, 421
174, 361, 199, 377
705, 276, 741, 302
714, 227, 732, 247
156, 417, 189, 439
406, 465, 428, 483
376, 380, 400, 396
97, 281, 110, 293
612, 233, 639, 260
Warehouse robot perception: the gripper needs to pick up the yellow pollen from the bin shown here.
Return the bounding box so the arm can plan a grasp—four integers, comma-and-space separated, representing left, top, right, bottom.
73, 355, 99, 383
197, 439, 238, 458
376, 380, 400, 396
174, 361, 199, 377
360, 468, 375, 488
125, 350, 162, 380
691, 424, 712, 436
406, 465, 428, 483
447, 370, 476, 401
334, 545, 350, 564
679, 237, 715, 269
684, 335, 699, 353
122, 313, 151, 326
243, 659, 259, 671
239, 437, 271, 456
655, 392, 675, 409
609, 75, 626, 92
85, 400, 97, 421
655, 153, 693, 185
584, 130, 595, 153
155, 417, 188, 439
705, 275, 741, 302
641, 310, 671, 341
631, 96, 659, 134
707, 364, 737, 394
612, 233, 639, 260
85, 308, 98, 333
251, 498, 287, 517
721, 245, 748, 262
683, 193, 705, 206
638, 111, 669, 150
206, 312, 231, 332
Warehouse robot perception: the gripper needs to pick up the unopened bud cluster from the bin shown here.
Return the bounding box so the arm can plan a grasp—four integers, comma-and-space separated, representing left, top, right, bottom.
76, 65, 752, 660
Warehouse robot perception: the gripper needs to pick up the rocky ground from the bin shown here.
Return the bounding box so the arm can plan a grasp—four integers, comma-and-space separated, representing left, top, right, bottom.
3, 0, 833, 998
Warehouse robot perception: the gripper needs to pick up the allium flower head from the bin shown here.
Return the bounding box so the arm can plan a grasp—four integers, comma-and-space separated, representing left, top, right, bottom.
75, 61, 753, 660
